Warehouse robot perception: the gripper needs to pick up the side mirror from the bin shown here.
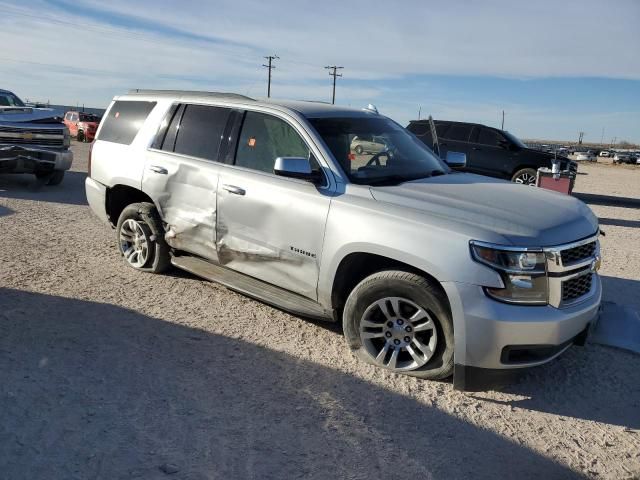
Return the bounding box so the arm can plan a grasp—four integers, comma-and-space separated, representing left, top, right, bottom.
274, 157, 322, 183
444, 151, 466, 168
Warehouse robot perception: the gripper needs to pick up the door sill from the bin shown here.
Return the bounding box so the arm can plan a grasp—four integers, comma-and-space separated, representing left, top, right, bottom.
170, 253, 333, 321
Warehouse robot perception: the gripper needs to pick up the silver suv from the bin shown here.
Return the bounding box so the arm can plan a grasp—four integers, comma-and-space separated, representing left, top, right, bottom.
86, 90, 602, 390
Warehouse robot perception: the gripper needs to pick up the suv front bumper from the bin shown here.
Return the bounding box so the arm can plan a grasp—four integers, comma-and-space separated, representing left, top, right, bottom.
442, 276, 601, 390
0, 145, 73, 174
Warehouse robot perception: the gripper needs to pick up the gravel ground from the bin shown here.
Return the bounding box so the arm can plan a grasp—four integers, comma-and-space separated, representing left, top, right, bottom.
1, 144, 639, 479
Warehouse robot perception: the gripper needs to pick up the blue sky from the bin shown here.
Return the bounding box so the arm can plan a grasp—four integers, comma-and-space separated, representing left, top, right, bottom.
1, 0, 638, 143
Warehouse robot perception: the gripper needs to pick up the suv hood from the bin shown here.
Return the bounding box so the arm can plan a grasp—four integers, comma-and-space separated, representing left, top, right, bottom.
0, 107, 62, 124
369, 173, 598, 246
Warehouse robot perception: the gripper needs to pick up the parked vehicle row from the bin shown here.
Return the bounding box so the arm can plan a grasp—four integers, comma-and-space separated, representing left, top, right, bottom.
406, 119, 577, 185
0, 88, 72, 185
85, 90, 601, 390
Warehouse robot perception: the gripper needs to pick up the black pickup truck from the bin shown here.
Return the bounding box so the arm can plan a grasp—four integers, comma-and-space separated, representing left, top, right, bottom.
407, 119, 577, 185
0, 89, 73, 185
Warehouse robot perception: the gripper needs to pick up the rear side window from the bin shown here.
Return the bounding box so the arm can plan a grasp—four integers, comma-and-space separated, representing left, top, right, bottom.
407, 122, 430, 136
173, 104, 231, 161
477, 128, 505, 146
98, 101, 156, 145
235, 111, 310, 174
444, 124, 472, 141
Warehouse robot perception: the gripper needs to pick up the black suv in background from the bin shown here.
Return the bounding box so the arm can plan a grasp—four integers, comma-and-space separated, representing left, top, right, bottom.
407, 120, 577, 185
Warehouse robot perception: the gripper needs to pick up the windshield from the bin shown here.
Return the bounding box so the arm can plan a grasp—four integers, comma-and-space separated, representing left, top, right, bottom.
80, 113, 100, 122
309, 116, 448, 185
0, 92, 26, 107
502, 130, 527, 149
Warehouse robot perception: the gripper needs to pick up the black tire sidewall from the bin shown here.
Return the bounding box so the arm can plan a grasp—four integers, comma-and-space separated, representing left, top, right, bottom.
343, 272, 454, 380
115, 203, 169, 273
512, 168, 537, 185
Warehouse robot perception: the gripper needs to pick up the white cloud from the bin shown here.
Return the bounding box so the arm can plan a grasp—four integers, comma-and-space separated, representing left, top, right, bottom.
0, 0, 638, 141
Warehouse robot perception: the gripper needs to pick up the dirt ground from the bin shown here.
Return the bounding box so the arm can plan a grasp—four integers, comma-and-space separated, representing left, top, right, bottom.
1, 145, 639, 479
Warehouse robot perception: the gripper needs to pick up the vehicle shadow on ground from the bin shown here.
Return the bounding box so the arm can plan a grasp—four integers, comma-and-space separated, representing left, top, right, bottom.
0, 205, 13, 217
477, 275, 640, 429
574, 192, 640, 209
0, 170, 88, 206
598, 217, 640, 229
0, 288, 579, 479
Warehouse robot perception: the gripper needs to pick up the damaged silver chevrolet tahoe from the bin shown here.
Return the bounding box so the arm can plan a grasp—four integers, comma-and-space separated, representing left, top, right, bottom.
86, 90, 602, 390
0, 89, 73, 185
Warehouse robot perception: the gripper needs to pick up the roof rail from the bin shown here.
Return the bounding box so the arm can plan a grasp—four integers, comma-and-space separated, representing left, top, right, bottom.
127, 89, 255, 101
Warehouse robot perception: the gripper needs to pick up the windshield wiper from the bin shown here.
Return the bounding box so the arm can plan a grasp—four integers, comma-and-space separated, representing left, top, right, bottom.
366, 173, 437, 186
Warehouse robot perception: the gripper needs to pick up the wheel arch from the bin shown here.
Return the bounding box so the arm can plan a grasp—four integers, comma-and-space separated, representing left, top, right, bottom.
105, 184, 156, 226
328, 250, 450, 319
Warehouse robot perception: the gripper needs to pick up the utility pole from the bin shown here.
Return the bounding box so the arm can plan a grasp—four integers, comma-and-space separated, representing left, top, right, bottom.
325, 66, 344, 104
262, 55, 279, 98
578, 131, 584, 145
418, 106, 421, 120
501, 110, 505, 130
601, 127, 605, 145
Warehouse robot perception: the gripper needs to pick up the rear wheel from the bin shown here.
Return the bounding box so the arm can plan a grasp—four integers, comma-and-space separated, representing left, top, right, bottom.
343, 270, 454, 380
512, 168, 537, 186
116, 202, 170, 273
354, 145, 364, 154
77, 130, 85, 143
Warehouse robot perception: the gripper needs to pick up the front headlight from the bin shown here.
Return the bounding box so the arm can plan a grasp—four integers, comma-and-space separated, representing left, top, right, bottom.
63, 127, 70, 147
470, 241, 548, 305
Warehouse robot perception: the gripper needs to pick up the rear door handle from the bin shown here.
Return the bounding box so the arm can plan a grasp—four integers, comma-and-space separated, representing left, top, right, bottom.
149, 165, 168, 174
222, 184, 246, 196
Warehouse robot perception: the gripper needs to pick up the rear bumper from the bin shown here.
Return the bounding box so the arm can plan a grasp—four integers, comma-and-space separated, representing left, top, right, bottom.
442, 277, 601, 389
85, 177, 110, 224
0, 145, 73, 173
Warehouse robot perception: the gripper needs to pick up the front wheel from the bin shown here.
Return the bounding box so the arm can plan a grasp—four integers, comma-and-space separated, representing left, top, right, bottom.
116, 203, 170, 273
343, 271, 454, 380
77, 130, 85, 143
511, 168, 537, 186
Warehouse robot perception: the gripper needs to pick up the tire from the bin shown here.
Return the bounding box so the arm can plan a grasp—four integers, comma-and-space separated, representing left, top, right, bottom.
77, 130, 85, 143
342, 270, 454, 380
511, 167, 537, 186
35, 170, 65, 185
115, 202, 170, 273
354, 145, 363, 154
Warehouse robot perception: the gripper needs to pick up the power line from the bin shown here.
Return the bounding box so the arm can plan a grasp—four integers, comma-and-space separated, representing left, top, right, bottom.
324, 66, 343, 104
262, 55, 279, 98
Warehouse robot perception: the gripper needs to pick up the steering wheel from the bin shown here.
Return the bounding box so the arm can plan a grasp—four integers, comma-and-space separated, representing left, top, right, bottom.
366, 150, 391, 167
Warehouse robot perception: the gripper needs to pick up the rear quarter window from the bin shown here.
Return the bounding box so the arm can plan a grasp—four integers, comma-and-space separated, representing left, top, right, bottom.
97, 100, 157, 145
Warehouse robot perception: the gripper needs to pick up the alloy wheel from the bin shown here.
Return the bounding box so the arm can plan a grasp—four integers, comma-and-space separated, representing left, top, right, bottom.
514, 172, 536, 185
359, 296, 438, 371
119, 219, 151, 268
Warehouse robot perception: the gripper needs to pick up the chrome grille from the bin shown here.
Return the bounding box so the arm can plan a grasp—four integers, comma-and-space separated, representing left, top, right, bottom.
561, 241, 596, 265
545, 235, 599, 308
0, 126, 64, 147
562, 273, 593, 303
0, 126, 62, 135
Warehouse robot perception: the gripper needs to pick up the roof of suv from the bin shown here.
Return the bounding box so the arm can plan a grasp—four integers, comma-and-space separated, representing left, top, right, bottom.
122, 89, 376, 118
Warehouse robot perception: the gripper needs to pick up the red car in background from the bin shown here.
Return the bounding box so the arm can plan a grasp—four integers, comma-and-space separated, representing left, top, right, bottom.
63, 111, 101, 142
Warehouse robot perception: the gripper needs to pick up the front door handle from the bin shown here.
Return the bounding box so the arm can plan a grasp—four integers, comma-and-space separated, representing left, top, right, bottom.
222, 184, 246, 196
149, 165, 168, 174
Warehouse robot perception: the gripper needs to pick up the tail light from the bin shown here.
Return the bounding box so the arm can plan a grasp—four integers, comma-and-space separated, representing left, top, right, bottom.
88, 141, 94, 178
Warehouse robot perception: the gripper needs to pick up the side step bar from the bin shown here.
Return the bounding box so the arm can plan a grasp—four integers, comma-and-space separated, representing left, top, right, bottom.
171, 254, 333, 321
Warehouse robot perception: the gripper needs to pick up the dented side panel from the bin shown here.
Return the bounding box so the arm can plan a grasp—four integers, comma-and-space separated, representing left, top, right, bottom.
142, 149, 221, 262
216, 166, 331, 300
